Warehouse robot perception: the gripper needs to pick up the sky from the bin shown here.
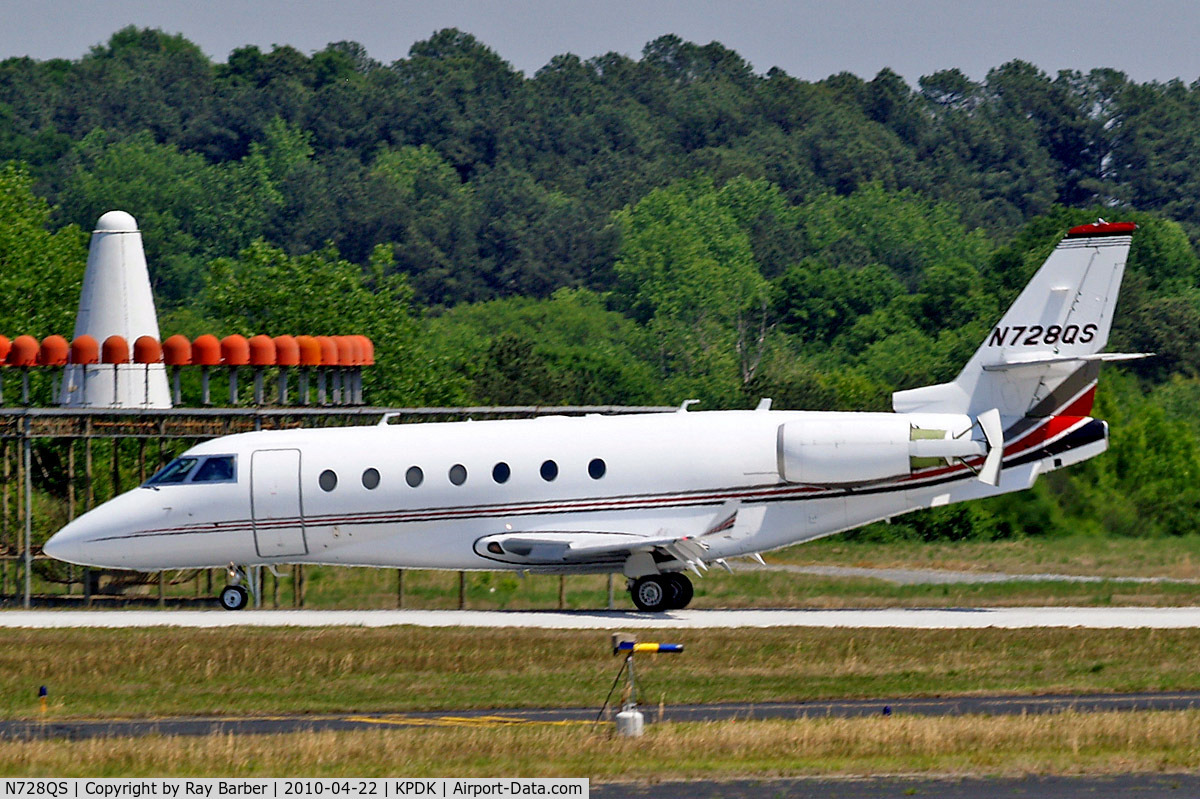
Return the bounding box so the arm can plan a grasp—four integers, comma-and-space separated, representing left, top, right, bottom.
4, 0, 1200, 87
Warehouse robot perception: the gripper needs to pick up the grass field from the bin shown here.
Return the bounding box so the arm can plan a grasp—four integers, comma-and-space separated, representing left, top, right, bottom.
4, 626, 1200, 720
771, 533, 1200, 578
5, 711, 1200, 778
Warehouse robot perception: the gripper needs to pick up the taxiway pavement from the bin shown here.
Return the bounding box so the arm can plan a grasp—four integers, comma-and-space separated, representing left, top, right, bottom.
3, 691, 1198, 741
3, 606, 1200, 628
596, 775, 1200, 799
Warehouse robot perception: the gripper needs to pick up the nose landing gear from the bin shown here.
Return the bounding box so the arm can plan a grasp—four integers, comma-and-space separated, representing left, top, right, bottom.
218, 563, 255, 611
219, 584, 249, 610
629, 572, 693, 612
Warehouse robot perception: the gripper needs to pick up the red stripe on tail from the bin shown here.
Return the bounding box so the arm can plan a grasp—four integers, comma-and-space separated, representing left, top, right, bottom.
1060, 384, 1097, 417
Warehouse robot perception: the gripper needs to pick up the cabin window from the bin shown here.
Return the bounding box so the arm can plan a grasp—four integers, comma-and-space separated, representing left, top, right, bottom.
588, 458, 606, 480
362, 468, 380, 490
192, 456, 236, 483
405, 466, 424, 487
540, 460, 558, 481
319, 469, 338, 492
144, 457, 199, 486
492, 462, 511, 483
449, 464, 468, 485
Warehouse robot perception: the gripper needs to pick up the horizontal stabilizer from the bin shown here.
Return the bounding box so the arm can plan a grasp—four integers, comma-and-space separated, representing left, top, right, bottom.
982, 352, 1152, 372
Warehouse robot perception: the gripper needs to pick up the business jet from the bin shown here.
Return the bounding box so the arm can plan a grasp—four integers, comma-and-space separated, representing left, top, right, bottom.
45, 221, 1144, 612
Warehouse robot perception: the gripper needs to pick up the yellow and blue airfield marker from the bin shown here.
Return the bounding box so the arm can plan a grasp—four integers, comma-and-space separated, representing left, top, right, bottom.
615, 642, 683, 654
603, 635, 684, 736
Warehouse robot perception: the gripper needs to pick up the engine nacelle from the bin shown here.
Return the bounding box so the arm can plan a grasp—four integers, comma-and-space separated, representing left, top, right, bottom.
776, 412, 983, 485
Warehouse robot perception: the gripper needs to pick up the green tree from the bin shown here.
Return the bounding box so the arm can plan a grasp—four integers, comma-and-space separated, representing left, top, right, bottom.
392, 29, 525, 179
55, 27, 215, 144
425, 289, 658, 405
0, 163, 86, 336
612, 176, 773, 405
205, 242, 453, 404
917, 68, 1059, 228
57, 130, 281, 304
774, 260, 903, 345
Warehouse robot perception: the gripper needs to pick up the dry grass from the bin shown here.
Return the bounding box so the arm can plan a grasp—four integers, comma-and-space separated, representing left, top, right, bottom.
5, 627, 1200, 720
4, 711, 1200, 778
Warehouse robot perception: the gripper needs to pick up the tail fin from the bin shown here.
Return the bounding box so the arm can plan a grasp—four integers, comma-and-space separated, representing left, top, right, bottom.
893, 221, 1144, 420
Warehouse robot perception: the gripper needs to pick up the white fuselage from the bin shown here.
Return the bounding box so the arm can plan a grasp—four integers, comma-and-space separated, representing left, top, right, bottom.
44, 408, 1106, 573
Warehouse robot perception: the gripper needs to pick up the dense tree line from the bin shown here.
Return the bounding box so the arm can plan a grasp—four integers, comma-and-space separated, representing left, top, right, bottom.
3, 27, 1200, 542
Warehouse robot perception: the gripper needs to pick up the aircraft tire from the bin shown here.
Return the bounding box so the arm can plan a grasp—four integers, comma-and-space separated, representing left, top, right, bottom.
664, 573, 694, 609
219, 584, 249, 611
630, 575, 670, 612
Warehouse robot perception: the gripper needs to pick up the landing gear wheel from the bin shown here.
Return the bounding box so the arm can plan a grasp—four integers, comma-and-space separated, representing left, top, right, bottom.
664, 573, 694, 610
219, 584, 249, 611
630, 575, 671, 612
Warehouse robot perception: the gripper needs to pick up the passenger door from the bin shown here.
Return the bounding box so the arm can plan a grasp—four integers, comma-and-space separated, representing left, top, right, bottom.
251, 449, 308, 558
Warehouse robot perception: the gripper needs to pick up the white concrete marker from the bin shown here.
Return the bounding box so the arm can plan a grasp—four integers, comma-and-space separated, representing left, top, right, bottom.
60, 210, 170, 408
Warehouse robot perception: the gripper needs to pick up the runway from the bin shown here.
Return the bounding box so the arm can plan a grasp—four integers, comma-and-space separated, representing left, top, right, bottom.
4, 606, 1200, 629
4, 691, 1198, 741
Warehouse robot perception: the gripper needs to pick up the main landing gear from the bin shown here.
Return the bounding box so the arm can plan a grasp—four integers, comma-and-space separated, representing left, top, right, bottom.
629, 572, 693, 612
219, 563, 253, 611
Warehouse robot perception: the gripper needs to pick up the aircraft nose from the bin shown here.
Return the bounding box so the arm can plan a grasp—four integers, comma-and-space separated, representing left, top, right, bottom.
44, 519, 90, 565
44, 488, 206, 569
44, 493, 145, 568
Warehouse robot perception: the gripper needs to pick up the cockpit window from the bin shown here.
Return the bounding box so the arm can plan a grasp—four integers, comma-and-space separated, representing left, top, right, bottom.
145, 457, 199, 485
143, 455, 237, 487
192, 456, 236, 483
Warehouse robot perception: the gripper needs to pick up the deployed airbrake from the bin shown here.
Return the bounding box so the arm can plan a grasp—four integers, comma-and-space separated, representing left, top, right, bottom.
44, 222, 1145, 611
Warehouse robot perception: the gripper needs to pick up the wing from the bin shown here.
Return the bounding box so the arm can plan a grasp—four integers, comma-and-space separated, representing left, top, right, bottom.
472, 500, 742, 575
